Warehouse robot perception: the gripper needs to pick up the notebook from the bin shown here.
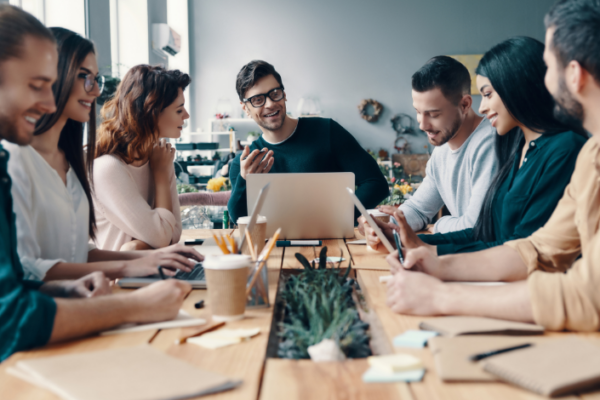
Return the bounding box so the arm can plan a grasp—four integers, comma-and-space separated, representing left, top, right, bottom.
482, 337, 600, 397
7, 346, 241, 400
428, 335, 549, 381
100, 310, 206, 336
419, 316, 544, 337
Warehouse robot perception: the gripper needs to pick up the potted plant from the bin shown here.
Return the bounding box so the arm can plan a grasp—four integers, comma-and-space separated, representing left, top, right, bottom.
247, 130, 261, 142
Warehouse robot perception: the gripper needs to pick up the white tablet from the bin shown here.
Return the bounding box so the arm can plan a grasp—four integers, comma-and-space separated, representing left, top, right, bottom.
346, 188, 395, 253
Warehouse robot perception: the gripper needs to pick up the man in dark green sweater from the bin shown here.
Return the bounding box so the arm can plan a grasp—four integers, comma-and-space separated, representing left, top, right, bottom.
228, 60, 389, 223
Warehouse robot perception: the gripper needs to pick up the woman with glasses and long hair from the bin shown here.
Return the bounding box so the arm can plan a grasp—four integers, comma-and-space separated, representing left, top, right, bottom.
367, 36, 587, 255
93, 65, 190, 252
4, 28, 201, 281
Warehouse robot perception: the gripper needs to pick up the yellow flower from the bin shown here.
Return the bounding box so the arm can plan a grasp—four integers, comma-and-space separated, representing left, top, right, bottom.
398, 184, 413, 195
207, 177, 228, 192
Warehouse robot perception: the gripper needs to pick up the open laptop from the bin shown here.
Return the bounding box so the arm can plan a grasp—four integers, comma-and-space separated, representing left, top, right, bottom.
246, 173, 355, 239
117, 183, 271, 289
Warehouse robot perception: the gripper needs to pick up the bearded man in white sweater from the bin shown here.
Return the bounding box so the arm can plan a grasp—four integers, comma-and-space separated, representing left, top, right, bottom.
361, 56, 497, 246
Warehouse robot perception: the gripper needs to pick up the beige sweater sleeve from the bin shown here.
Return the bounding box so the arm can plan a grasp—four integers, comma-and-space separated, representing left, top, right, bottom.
93, 156, 181, 249
505, 140, 600, 331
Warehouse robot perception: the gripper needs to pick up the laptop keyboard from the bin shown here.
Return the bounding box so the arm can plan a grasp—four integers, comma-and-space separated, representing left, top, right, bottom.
145, 263, 205, 281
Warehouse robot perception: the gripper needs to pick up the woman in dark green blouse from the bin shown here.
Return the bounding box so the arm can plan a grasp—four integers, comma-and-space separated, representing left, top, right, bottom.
395, 37, 588, 255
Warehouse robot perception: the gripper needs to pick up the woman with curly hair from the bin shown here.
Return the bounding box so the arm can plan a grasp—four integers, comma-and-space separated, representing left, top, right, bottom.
94, 65, 191, 251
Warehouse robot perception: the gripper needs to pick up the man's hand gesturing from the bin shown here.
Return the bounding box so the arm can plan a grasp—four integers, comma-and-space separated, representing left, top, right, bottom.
240, 146, 274, 179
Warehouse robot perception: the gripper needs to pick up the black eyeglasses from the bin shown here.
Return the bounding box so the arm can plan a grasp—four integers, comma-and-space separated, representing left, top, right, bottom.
78, 73, 105, 95
243, 86, 285, 108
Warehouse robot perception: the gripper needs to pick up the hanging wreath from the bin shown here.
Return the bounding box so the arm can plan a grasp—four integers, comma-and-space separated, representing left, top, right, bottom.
357, 99, 383, 123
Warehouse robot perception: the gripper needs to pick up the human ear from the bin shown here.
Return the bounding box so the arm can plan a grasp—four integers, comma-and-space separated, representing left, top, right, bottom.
460, 94, 472, 114
240, 101, 250, 117
567, 60, 587, 95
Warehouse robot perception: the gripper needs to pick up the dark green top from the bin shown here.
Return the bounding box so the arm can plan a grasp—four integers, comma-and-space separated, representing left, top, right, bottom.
0, 143, 56, 362
421, 131, 587, 255
228, 118, 389, 222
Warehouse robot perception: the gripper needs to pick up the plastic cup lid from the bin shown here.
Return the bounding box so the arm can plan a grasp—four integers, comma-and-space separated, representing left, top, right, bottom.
236, 215, 267, 224
367, 209, 389, 218
203, 254, 252, 270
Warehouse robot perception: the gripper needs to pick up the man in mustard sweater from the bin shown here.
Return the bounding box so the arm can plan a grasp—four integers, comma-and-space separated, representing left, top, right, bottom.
385, 0, 600, 332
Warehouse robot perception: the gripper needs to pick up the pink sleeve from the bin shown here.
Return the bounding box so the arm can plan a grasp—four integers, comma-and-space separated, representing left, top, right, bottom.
93, 156, 179, 248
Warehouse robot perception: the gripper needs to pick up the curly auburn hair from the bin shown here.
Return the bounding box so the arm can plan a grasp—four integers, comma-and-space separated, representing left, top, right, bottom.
96, 65, 191, 163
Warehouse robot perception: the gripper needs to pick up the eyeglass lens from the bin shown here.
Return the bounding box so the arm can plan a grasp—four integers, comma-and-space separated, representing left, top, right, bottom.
250, 88, 284, 107
84, 74, 105, 94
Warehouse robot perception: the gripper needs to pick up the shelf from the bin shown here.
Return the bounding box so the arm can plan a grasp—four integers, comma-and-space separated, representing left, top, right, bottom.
185, 131, 234, 135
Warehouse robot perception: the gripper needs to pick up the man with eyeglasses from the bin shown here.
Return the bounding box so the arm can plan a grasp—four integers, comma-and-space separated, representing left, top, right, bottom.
227, 60, 389, 223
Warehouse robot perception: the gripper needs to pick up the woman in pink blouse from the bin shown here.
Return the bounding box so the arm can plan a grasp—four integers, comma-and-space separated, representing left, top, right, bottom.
94, 65, 190, 251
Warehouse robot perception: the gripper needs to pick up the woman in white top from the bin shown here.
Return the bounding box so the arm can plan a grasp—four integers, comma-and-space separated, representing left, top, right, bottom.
94, 65, 189, 251
5, 28, 201, 281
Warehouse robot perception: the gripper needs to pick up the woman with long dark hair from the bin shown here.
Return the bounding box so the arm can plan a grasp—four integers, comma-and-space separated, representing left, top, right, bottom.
93, 65, 191, 252
369, 36, 587, 255
4, 27, 201, 280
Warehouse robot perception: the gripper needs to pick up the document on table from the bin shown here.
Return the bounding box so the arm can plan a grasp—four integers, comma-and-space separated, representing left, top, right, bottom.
100, 310, 206, 336
7, 346, 241, 400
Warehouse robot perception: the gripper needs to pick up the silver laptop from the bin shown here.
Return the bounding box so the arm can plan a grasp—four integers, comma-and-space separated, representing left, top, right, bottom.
246, 173, 355, 239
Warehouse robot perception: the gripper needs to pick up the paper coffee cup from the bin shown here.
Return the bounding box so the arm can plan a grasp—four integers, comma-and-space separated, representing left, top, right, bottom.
237, 215, 267, 256
203, 254, 251, 322
367, 209, 390, 252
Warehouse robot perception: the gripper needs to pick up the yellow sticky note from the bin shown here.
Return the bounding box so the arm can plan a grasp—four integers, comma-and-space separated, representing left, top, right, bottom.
367, 354, 423, 374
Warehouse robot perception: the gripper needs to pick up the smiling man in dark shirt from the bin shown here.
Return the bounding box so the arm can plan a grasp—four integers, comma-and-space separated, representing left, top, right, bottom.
227, 60, 389, 223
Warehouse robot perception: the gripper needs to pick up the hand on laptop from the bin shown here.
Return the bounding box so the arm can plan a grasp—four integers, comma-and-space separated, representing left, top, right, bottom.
153, 243, 204, 263
39, 272, 112, 298
128, 280, 192, 323
240, 146, 274, 179
123, 251, 197, 277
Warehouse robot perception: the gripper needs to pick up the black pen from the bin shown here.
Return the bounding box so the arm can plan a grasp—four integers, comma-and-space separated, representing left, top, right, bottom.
158, 266, 167, 280
194, 299, 205, 309
469, 343, 532, 362
392, 229, 405, 264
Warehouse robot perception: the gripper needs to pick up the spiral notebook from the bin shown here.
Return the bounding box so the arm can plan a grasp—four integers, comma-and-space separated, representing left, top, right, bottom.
482, 337, 600, 397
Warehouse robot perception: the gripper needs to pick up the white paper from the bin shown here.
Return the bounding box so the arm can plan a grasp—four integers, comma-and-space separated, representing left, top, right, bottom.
346, 239, 367, 245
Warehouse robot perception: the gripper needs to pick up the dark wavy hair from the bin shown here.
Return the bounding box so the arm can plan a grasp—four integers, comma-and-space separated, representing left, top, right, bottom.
412, 56, 471, 105
96, 65, 191, 164
472, 36, 586, 242
33, 27, 97, 239
235, 60, 283, 101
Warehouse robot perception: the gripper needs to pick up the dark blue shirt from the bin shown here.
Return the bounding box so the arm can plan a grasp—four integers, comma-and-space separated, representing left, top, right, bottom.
0, 143, 56, 361
227, 118, 389, 222
421, 131, 587, 255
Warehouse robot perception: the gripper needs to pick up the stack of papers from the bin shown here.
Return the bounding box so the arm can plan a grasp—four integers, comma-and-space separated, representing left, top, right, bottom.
362, 353, 426, 383
188, 328, 260, 349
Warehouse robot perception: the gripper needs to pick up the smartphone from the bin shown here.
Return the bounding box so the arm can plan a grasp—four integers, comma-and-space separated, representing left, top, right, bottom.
184, 239, 204, 245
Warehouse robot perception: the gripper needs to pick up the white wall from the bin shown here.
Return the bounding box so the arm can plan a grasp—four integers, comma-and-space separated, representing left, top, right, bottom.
188, 0, 556, 153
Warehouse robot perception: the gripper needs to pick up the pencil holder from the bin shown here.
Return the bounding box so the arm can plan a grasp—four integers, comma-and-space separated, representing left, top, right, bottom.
246, 264, 269, 308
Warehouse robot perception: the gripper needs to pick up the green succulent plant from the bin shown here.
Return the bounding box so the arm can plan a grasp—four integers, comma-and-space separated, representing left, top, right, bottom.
277, 247, 371, 359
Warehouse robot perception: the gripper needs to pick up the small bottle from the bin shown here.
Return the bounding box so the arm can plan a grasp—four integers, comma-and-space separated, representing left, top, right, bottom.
223, 210, 230, 229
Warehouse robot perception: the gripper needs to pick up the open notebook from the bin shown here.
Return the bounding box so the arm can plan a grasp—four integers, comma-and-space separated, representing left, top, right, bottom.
7, 346, 241, 400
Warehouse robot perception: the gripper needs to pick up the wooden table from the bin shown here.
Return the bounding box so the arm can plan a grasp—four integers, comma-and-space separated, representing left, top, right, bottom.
2, 228, 600, 400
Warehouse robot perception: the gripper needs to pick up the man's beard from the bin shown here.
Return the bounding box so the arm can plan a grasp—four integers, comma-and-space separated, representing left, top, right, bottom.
0, 112, 28, 145
552, 75, 585, 131
428, 115, 461, 146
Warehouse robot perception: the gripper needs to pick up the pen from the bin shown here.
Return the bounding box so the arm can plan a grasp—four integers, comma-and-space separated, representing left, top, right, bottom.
276, 240, 322, 247
469, 343, 532, 361
392, 230, 405, 264
158, 266, 167, 280
194, 299, 205, 309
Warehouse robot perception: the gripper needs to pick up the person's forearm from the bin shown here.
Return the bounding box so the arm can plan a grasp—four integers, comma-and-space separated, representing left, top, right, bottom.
49, 294, 142, 343
438, 245, 528, 282
436, 281, 534, 323
44, 260, 127, 281
153, 172, 173, 213
87, 248, 148, 262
